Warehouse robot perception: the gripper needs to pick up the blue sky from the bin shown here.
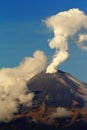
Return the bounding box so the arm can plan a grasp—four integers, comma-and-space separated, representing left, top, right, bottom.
0, 0, 87, 83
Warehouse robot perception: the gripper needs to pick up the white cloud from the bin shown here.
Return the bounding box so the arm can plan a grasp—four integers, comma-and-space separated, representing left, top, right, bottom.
51, 107, 71, 118
0, 50, 47, 122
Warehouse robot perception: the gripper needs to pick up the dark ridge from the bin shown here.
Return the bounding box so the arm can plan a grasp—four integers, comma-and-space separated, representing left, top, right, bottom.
0, 116, 87, 130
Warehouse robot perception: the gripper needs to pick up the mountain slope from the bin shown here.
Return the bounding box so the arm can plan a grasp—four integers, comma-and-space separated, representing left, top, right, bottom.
27, 70, 87, 108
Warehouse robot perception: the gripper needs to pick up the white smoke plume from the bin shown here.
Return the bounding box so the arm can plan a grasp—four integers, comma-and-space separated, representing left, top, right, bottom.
51, 107, 71, 118
44, 8, 87, 73
76, 34, 87, 50
0, 50, 47, 122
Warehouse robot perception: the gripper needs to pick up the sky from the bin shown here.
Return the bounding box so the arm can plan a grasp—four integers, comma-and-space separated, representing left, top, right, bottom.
0, 0, 87, 83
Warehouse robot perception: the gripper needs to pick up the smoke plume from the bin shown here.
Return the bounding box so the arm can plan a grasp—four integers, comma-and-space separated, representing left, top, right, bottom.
44, 8, 87, 73
0, 50, 47, 122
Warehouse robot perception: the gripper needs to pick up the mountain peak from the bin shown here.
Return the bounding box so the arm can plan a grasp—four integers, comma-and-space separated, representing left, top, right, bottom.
27, 70, 87, 108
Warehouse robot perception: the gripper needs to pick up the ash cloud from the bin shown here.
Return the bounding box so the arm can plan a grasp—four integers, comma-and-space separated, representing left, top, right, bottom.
44, 8, 87, 73
0, 50, 47, 122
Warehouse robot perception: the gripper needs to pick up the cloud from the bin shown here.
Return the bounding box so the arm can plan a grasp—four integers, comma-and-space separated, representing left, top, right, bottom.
0, 50, 47, 122
51, 107, 72, 118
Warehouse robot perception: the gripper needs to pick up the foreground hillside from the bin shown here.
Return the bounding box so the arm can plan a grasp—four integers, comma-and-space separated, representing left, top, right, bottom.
0, 115, 87, 130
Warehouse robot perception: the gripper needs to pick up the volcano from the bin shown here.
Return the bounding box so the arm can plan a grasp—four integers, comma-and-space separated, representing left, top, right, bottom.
27, 70, 87, 109
0, 70, 87, 130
